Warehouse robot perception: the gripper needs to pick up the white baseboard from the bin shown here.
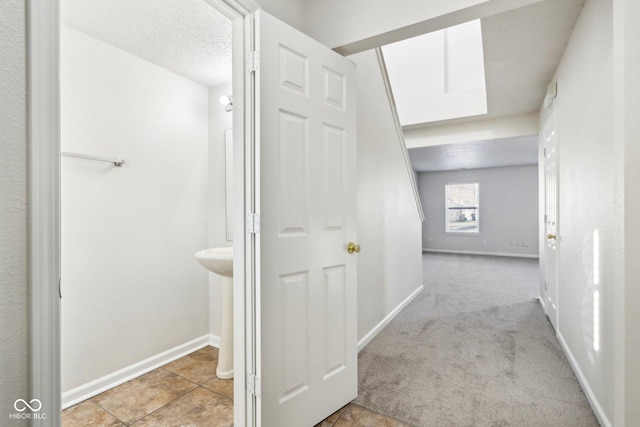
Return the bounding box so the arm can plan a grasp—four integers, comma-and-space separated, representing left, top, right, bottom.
62, 334, 220, 408
357, 284, 424, 353
422, 248, 539, 259
557, 332, 612, 427
209, 333, 220, 348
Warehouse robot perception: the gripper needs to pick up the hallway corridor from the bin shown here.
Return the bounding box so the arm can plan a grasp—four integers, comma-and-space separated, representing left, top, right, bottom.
355, 253, 599, 426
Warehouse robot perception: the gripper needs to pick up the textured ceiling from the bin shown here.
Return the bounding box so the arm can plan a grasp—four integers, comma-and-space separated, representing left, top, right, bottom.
61, 0, 232, 88
404, 0, 585, 130
409, 136, 538, 172
482, 0, 585, 119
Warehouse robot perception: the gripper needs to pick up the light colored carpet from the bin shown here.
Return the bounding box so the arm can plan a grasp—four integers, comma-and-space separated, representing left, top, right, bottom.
355, 253, 599, 427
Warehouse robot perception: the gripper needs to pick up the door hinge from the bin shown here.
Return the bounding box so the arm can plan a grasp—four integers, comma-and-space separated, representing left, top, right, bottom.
543, 148, 547, 157
247, 373, 261, 397
247, 51, 260, 74
247, 212, 260, 234
544, 280, 548, 291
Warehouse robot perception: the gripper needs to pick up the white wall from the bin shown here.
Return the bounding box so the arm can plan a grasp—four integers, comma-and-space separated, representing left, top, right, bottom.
207, 83, 233, 337
61, 26, 210, 392
418, 165, 539, 257
349, 50, 424, 342
538, 0, 619, 424
0, 1, 28, 424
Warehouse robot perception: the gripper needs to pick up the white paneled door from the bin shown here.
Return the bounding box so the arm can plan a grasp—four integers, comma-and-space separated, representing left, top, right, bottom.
543, 113, 558, 330
254, 10, 358, 427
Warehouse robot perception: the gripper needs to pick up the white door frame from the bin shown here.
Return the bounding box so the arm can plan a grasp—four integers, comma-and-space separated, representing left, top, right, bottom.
28, 1, 259, 425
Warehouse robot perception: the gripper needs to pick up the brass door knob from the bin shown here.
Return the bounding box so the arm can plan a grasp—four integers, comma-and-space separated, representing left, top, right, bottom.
547, 234, 556, 240
347, 242, 361, 254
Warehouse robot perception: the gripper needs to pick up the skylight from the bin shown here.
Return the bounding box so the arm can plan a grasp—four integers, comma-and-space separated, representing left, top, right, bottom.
382, 20, 487, 126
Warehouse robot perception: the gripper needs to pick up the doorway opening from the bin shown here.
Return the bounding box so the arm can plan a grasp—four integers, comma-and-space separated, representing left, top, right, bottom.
29, 0, 255, 424
59, 0, 239, 425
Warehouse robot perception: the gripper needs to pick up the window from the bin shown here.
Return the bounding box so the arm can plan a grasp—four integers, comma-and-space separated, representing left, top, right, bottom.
446, 183, 479, 233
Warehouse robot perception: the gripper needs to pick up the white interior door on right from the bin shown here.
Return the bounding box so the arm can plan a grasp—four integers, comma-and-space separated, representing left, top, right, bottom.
543, 113, 558, 330
253, 10, 358, 427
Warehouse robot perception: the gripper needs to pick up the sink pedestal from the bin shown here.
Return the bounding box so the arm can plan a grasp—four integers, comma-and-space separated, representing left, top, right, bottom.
217, 276, 233, 379
194, 247, 234, 380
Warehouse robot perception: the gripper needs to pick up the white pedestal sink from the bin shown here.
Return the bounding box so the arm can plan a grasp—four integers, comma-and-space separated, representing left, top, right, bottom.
195, 247, 233, 379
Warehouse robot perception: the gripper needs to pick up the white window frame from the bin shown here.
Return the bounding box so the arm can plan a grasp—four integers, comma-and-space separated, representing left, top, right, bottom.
445, 182, 480, 234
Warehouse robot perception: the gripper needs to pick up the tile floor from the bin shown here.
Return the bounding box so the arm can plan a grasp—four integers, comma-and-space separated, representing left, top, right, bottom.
62, 346, 407, 426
